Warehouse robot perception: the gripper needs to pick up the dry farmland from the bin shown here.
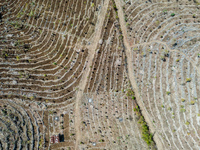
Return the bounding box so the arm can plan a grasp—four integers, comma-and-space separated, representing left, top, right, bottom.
0, 0, 200, 149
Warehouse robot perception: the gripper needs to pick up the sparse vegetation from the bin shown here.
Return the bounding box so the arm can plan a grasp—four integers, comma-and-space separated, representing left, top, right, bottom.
127, 90, 155, 147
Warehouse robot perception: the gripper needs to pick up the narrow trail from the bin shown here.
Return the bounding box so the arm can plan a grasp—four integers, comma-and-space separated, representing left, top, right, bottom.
114, 0, 164, 149
130, 40, 200, 75
74, 0, 109, 149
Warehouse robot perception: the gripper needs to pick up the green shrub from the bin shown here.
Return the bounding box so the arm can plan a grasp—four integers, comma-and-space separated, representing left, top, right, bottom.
185, 121, 190, 125
167, 107, 172, 111
16, 56, 20, 61
171, 13, 175, 17
190, 100, 195, 105
186, 78, 191, 82
166, 91, 171, 95
99, 139, 104, 142
126, 89, 134, 96
133, 106, 139, 112
180, 108, 186, 112
181, 98, 185, 102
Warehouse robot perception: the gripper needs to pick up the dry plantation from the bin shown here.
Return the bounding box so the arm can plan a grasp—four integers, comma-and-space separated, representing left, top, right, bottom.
0, 0, 200, 150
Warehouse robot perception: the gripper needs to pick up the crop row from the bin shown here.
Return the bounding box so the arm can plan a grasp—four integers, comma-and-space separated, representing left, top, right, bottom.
0, 0, 102, 103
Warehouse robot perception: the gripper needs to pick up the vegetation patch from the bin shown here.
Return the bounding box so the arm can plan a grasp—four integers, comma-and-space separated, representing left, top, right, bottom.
127, 89, 156, 148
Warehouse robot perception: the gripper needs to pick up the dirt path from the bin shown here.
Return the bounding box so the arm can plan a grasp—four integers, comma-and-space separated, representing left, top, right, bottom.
74, 1, 109, 149
114, 0, 164, 149
74, 0, 198, 149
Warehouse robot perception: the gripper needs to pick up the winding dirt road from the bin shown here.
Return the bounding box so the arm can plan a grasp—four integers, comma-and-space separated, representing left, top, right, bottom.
73, 0, 192, 149
74, 0, 109, 149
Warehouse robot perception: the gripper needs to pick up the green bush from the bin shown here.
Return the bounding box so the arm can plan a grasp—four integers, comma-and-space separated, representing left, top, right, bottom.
133, 106, 139, 112
180, 108, 186, 112
99, 139, 104, 142
126, 89, 134, 96
171, 13, 175, 17
190, 100, 195, 105
186, 78, 191, 82
91, 3, 94, 7
181, 98, 185, 102
185, 121, 190, 125
166, 91, 171, 95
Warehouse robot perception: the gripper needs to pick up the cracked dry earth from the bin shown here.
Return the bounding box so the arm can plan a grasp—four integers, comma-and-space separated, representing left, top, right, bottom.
1, 0, 200, 150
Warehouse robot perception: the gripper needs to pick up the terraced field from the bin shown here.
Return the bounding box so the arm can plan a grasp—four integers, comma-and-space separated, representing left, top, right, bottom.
1, 0, 200, 149
121, 0, 200, 149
